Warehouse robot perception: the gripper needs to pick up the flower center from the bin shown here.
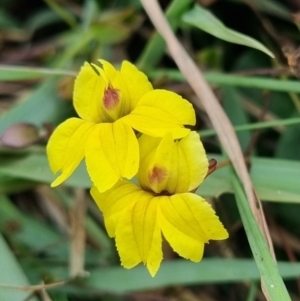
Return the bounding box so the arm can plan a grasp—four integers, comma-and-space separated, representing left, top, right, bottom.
149, 166, 167, 185
103, 85, 120, 110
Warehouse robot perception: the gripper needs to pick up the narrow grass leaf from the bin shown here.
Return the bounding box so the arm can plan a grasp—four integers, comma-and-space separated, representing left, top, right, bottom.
137, 0, 194, 69
199, 117, 300, 138
0, 153, 91, 188
34, 259, 300, 294
275, 112, 300, 160
148, 69, 300, 93
0, 65, 76, 81
0, 234, 39, 301
182, 5, 274, 58
0, 79, 72, 134
232, 174, 291, 300
44, 0, 77, 28
222, 87, 251, 151
0, 195, 68, 258
229, 0, 291, 21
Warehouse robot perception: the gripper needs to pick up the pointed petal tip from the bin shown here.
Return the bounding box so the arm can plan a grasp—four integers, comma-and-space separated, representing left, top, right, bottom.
214, 227, 229, 240
147, 262, 160, 277
50, 176, 63, 188
148, 268, 158, 277
119, 256, 140, 270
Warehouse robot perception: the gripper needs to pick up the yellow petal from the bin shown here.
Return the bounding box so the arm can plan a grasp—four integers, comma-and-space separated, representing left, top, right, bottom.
120, 61, 153, 111
92, 181, 163, 275
123, 89, 195, 139
138, 134, 173, 193
90, 181, 141, 237
85, 120, 139, 192
47, 118, 95, 187
98, 60, 131, 120
166, 131, 209, 193
73, 62, 108, 123
138, 132, 208, 194
158, 193, 228, 262
115, 192, 163, 276
98, 60, 117, 82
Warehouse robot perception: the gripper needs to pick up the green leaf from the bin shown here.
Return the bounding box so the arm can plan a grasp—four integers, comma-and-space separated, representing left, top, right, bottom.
137, 0, 194, 69
0, 193, 112, 264
276, 111, 300, 160
199, 116, 300, 138
84, 259, 300, 293
91, 24, 130, 44
25, 9, 62, 32
44, 0, 77, 28
0, 234, 39, 301
0, 9, 19, 28
0, 195, 68, 259
0, 65, 75, 81
0, 79, 73, 134
0, 153, 91, 188
228, 0, 291, 21
148, 69, 300, 93
232, 175, 291, 300
222, 87, 251, 151
31, 259, 300, 294
182, 5, 274, 58
199, 155, 300, 203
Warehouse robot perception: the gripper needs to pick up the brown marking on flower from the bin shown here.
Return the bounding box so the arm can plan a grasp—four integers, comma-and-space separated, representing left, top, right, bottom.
190, 159, 217, 194
149, 166, 167, 185
103, 85, 120, 109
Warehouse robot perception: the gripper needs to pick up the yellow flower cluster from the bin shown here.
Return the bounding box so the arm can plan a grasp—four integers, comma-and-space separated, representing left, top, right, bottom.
47, 60, 228, 276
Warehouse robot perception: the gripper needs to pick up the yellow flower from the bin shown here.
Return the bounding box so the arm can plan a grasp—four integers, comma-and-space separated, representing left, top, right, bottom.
47, 60, 195, 192
91, 132, 229, 276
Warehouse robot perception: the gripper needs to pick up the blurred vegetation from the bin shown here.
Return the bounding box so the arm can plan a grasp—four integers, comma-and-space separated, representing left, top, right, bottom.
0, 0, 300, 300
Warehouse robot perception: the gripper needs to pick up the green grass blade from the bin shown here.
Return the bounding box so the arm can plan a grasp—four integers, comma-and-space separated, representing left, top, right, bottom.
148, 69, 300, 93
2, 66, 300, 94
44, 0, 77, 28
0, 234, 39, 301
0, 79, 72, 134
199, 117, 300, 138
232, 174, 291, 300
33, 259, 300, 294
85, 260, 300, 293
0, 153, 91, 188
222, 87, 251, 151
0, 65, 76, 81
137, 0, 193, 69
229, 0, 290, 21
183, 5, 274, 57
0, 195, 68, 258
199, 155, 300, 203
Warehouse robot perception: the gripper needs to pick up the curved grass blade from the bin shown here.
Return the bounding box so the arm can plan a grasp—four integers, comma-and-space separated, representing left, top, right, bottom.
0, 65, 76, 81
183, 5, 274, 58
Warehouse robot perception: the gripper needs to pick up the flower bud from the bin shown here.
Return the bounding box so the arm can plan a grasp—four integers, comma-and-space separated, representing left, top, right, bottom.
0, 123, 40, 149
